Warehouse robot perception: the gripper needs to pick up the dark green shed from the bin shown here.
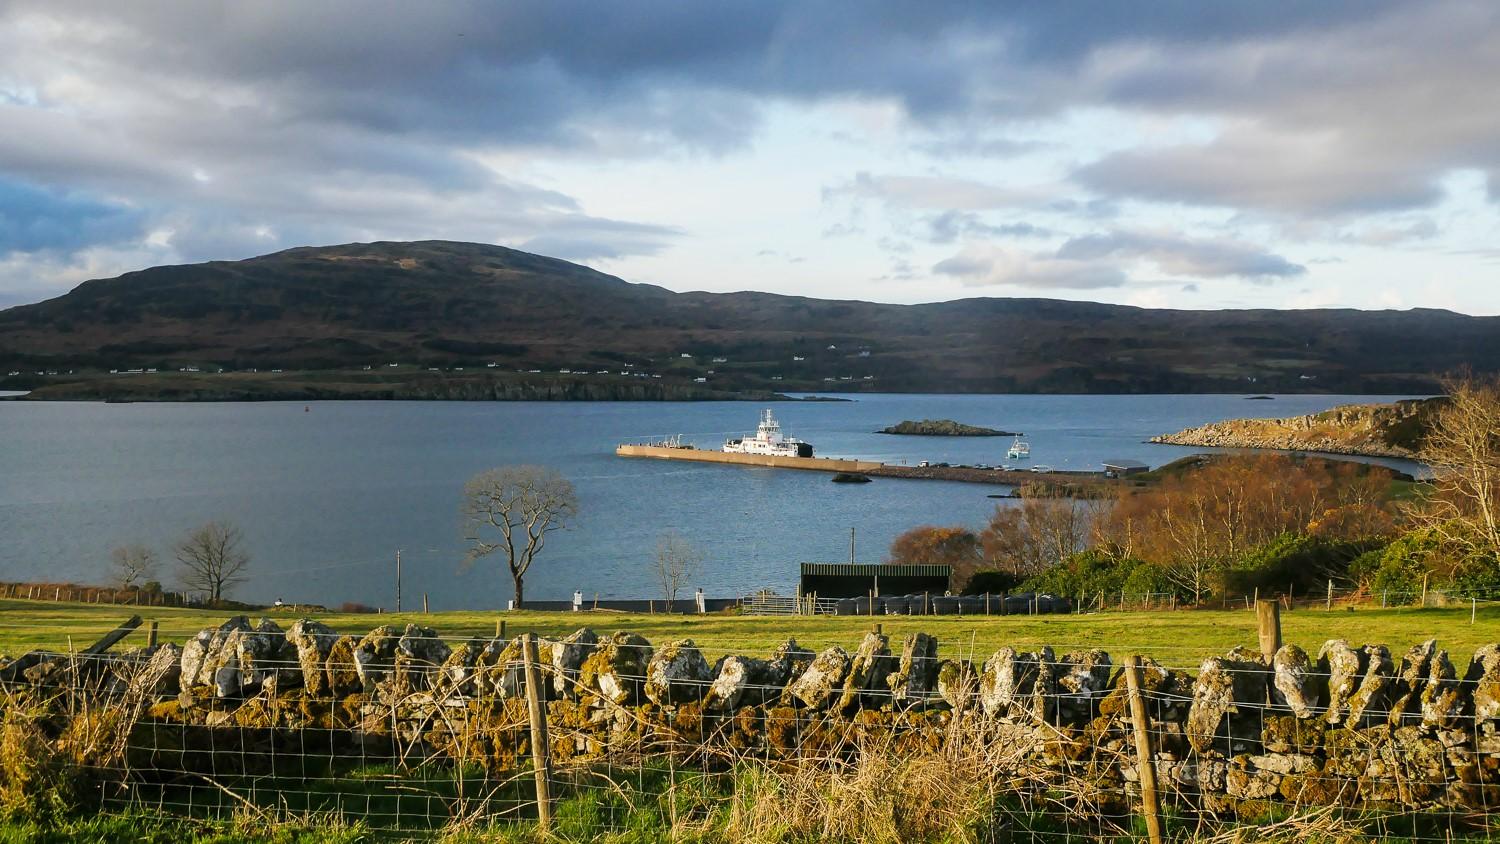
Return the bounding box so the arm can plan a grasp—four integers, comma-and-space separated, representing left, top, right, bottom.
798, 562, 951, 598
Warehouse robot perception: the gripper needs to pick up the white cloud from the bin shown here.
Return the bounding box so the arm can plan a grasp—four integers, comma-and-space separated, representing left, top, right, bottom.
932, 245, 1128, 289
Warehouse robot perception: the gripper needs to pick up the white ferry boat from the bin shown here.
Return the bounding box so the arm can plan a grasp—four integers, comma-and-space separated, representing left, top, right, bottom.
724, 409, 814, 457
1006, 436, 1031, 460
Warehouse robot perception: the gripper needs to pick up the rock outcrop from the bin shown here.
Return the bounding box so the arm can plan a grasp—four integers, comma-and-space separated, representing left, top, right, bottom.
877, 419, 1016, 436
1149, 398, 1437, 458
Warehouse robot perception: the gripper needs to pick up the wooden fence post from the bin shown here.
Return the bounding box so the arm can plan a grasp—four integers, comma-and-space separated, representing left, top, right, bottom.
82, 615, 142, 656
521, 633, 554, 831
1257, 600, 1282, 664
1326, 579, 1333, 612
147, 620, 159, 649
1124, 655, 1165, 844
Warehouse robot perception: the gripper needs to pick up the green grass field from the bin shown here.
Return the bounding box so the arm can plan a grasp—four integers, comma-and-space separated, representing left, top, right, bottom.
1, 597, 1494, 667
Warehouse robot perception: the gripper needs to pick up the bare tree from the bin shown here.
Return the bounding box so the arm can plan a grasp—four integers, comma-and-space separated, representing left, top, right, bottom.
108, 543, 158, 589
651, 530, 704, 611
174, 521, 250, 602
1416, 374, 1500, 560
462, 465, 578, 609
979, 498, 1096, 577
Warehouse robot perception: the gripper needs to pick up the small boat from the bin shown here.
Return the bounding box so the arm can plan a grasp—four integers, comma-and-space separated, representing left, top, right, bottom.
831, 472, 871, 484
1006, 436, 1031, 460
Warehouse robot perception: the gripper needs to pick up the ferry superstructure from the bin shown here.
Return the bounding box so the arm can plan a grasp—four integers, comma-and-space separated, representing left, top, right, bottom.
723, 409, 814, 458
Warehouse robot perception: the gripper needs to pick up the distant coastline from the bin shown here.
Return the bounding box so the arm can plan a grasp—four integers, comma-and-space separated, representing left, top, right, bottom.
4, 370, 825, 403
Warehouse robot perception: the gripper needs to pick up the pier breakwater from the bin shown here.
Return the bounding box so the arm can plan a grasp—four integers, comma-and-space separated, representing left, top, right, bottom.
614, 444, 883, 473
615, 443, 1114, 491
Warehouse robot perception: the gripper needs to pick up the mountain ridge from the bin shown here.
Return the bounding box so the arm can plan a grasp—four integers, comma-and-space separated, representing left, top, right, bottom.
2, 239, 1495, 396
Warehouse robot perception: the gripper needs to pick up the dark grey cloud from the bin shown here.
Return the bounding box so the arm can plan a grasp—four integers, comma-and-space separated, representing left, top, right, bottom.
1068, 3, 1500, 215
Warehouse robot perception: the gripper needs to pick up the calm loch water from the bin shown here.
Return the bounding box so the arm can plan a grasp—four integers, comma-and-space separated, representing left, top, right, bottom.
0, 393, 1424, 608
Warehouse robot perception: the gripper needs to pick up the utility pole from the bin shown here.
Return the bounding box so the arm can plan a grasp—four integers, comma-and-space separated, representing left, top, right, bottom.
395, 549, 402, 613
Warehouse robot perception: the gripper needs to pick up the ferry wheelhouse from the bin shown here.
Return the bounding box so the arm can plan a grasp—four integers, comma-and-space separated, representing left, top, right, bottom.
724, 409, 814, 457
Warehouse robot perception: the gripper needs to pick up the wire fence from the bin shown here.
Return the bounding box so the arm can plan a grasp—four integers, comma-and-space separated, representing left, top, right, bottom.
2, 617, 1500, 841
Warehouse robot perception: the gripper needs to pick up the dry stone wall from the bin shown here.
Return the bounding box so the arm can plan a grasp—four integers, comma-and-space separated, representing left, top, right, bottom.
5, 616, 1500, 816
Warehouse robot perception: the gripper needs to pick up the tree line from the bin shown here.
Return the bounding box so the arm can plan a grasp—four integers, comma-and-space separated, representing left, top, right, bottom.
889, 374, 1500, 606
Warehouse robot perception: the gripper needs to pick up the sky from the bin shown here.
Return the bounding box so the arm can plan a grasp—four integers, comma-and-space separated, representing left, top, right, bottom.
1, 1, 1499, 313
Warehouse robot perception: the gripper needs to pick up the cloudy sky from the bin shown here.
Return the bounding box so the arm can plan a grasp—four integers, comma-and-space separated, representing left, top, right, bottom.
2, 1, 1498, 313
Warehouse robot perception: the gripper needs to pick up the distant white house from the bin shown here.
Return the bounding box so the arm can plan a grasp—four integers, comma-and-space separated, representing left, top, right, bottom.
693, 377, 707, 383
712, 357, 727, 363
792, 356, 805, 361
680, 353, 692, 358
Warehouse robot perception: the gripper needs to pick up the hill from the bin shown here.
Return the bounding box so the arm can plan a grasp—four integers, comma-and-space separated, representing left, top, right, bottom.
2, 240, 1496, 396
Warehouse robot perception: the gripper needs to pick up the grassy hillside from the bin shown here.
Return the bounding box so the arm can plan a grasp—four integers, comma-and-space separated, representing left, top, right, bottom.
2, 240, 1496, 395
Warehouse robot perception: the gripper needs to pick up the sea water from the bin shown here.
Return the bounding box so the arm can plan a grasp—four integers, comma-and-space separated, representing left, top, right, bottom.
0, 393, 1425, 608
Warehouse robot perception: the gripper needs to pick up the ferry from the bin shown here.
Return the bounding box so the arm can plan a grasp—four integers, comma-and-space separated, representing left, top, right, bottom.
1006, 436, 1031, 460
724, 409, 814, 458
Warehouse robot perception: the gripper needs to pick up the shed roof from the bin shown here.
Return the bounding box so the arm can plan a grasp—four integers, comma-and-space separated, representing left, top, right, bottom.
799, 563, 951, 578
